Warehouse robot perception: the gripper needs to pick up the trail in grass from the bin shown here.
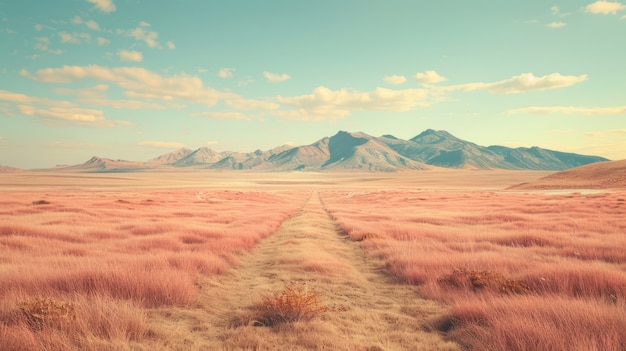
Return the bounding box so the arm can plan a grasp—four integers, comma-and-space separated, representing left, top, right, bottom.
149, 191, 458, 351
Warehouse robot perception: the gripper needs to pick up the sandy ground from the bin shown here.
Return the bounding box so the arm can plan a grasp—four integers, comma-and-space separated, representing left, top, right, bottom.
0, 169, 552, 192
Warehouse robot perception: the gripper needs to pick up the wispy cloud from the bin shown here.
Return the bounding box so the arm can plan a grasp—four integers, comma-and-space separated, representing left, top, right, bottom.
0, 89, 130, 127
192, 111, 253, 120
138, 141, 186, 148
87, 0, 116, 13
34, 37, 50, 51
383, 75, 407, 85
59, 32, 91, 44
217, 68, 235, 78
415, 70, 447, 85
97, 37, 110, 46
118, 50, 143, 62
547, 21, 567, 28
21, 65, 273, 111
508, 105, 626, 115
117, 25, 161, 48
263, 71, 291, 83
445, 72, 587, 94
585, 1, 626, 14
166, 41, 175, 50
551, 5, 571, 17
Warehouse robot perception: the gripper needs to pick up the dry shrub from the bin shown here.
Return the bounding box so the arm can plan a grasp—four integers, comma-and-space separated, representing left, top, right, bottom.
252, 283, 328, 327
31, 200, 51, 206
18, 297, 75, 330
438, 269, 532, 295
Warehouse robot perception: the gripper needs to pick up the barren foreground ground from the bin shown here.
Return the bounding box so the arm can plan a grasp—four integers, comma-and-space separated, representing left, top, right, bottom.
1, 170, 624, 350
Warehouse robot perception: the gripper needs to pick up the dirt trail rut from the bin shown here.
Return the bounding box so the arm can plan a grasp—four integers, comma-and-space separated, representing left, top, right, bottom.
153, 192, 457, 350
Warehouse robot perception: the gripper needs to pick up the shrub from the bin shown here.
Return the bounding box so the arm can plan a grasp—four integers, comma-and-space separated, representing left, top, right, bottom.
252, 283, 328, 327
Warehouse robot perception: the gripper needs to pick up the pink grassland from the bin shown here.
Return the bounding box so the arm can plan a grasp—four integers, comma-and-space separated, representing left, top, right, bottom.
0, 189, 307, 350
321, 190, 626, 351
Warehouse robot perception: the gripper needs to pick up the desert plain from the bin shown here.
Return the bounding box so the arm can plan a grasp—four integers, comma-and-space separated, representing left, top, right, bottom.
0, 170, 625, 351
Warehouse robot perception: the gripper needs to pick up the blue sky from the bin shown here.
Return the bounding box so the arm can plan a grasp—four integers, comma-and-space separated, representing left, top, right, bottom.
1, 0, 625, 168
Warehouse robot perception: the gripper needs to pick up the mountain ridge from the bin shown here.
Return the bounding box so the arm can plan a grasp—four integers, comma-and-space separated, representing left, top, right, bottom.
15, 130, 611, 172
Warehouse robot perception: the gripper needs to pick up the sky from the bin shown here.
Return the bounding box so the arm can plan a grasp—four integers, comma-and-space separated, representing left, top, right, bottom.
1, 0, 625, 169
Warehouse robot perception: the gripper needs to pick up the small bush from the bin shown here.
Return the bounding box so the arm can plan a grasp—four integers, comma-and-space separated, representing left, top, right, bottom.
252, 283, 328, 327
18, 297, 75, 330
31, 200, 50, 205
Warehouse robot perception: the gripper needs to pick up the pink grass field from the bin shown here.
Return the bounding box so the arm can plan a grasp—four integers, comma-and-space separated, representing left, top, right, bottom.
0, 189, 307, 350
321, 190, 626, 351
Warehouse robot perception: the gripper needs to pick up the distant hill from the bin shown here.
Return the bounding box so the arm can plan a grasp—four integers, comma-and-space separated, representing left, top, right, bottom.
50, 130, 609, 172
0, 164, 21, 172
62, 156, 151, 173
508, 159, 626, 190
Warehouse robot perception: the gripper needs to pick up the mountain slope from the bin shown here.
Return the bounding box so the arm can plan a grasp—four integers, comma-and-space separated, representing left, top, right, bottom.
64, 157, 149, 172
321, 131, 429, 171
147, 148, 193, 164
508, 159, 626, 189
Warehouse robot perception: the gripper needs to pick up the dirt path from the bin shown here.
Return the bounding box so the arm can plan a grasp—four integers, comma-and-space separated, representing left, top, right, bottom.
150, 192, 458, 350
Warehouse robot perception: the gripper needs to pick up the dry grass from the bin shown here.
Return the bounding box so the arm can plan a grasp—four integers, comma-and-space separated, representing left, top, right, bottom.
322, 189, 626, 351
0, 188, 307, 350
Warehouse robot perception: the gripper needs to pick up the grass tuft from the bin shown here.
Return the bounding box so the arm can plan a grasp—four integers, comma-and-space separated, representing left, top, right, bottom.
438, 269, 532, 295
252, 283, 328, 327
18, 297, 75, 330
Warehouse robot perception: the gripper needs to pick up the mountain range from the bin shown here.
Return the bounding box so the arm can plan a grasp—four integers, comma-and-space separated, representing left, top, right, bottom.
41, 129, 608, 173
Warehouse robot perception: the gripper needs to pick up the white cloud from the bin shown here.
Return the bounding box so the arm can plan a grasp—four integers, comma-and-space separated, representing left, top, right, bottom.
88, 0, 116, 13
59, 32, 91, 44
192, 111, 252, 120
415, 70, 447, 85
118, 50, 143, 62
55, 85, 170, 110
0, 89, 130, 127
166, 41, 175, 50
197, 68, 208, 73
97, 37, 110, 46
34, 24, 43, 31
263, 71, 291, 83
19, 104, 106, 124
138, 141, 186, 148
446, 72, 587, 94
217, 68, 235, 78
139, 21, 150, 27
22, 65, 240, 107
71, 16, 83, 25
85, 20, 101, 31
508, 105, 626, 115
585, 1, 626, 14
383, 75, 407, 85
276, 86, 430, 120
547, 21, 567, 28
551, 5, 571, 17
117, 26, 160, 48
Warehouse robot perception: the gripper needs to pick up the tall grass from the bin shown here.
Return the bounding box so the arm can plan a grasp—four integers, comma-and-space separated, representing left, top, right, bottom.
322, 190, 626, 351
0, 189, 307, 350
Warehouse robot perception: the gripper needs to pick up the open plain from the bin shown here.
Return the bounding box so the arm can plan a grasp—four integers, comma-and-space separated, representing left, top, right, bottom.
1, 170, 624, 350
